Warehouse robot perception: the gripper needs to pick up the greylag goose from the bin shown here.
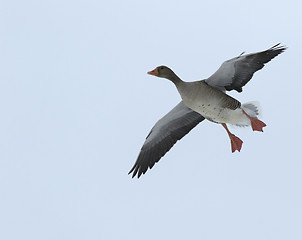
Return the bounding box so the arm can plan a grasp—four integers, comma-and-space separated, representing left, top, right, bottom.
129, 44, 286, 178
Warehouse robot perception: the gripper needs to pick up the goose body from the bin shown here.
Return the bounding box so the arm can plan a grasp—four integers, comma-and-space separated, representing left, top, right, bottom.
176, 80, 243, 124
129, 44, 286, 178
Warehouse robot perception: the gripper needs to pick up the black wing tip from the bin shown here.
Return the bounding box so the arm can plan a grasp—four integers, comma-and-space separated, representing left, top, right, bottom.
128, 167, 145, 178
128, 161, 147, 179
128, 165, 142, 178
269, 43, 287, 52
128, 167, 136, 178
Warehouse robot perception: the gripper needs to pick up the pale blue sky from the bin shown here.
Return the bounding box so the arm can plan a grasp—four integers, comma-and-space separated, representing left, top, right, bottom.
0, 0, 301, 239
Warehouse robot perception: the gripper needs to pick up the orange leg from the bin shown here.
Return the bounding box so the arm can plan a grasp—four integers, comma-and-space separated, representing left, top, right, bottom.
222, 123, 243, 153
242, 110, 266, 132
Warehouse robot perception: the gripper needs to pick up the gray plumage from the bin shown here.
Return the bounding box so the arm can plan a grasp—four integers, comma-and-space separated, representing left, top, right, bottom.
129, 102, 204, 178
130, 44, 286, 178
206, 43, 286, 92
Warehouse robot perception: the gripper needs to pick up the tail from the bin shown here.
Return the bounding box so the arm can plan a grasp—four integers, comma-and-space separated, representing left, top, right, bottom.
242, 101, 261, 118
234, 101, 262, 127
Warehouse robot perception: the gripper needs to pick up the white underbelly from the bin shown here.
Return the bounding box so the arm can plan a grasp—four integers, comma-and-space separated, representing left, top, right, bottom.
178, 83, 249, 125
184, 99, 249, 125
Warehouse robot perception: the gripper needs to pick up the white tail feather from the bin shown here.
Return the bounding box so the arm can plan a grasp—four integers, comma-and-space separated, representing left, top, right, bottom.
242, 101, 261, 117
233, 101, 262, 127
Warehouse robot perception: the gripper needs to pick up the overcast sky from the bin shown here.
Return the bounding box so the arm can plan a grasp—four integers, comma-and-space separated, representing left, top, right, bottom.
1, 0, 301, 239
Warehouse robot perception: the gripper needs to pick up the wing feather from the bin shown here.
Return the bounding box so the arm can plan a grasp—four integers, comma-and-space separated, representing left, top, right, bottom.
206, 43, 287, 92
129, 101, 204, 178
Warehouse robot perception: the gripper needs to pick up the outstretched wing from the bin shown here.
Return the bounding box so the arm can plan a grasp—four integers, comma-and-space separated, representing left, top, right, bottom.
206, 43, 287, 92
129, 101, 204, 178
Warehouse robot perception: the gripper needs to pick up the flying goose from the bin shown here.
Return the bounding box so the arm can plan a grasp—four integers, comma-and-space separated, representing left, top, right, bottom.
129, 44, 286, 178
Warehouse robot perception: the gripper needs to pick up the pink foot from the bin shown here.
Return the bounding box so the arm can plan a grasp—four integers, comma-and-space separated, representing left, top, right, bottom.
250, 118, 266, 132
229, 133, 243, 152
242, 110, 267, 132
222, 123, 243, 153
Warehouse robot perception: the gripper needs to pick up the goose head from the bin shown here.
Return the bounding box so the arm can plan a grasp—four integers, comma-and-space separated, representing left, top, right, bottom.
147, 66, 175, 79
